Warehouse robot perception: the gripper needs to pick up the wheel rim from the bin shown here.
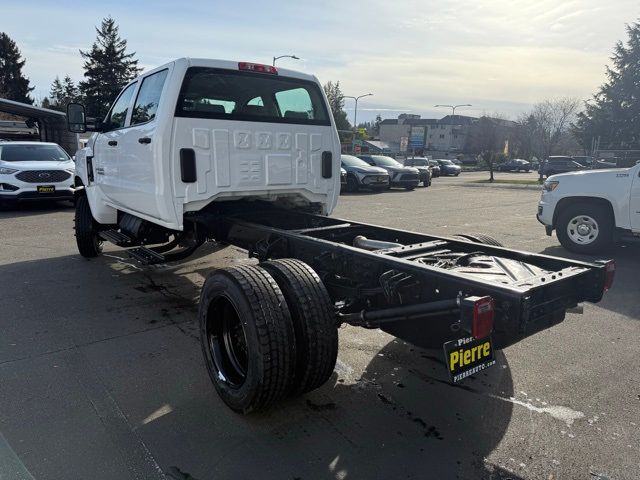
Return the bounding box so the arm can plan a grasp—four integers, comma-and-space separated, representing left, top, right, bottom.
567, 215, 599, 245
206, 296, 249, 388
92, 228, 103, 252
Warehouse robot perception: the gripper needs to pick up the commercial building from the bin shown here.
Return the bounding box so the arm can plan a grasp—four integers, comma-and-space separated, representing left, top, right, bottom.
379, 114, 477, 153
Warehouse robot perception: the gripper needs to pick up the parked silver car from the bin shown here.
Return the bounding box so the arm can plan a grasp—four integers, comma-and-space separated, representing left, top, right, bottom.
358, 155, 420, 190
340, 155, 390, 192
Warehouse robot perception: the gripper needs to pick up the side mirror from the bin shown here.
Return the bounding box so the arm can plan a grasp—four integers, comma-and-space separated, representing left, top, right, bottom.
67, 103, 86, 133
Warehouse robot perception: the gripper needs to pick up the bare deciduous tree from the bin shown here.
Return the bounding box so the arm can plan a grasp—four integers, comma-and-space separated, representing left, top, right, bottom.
513, 98, 581, 174
465, 114, 512, 181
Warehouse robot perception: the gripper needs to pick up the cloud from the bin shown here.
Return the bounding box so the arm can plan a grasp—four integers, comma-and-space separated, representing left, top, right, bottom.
2, 0, 638, 120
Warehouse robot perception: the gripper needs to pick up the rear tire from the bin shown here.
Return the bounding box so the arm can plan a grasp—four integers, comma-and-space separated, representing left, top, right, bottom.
199, 265, 296, 413
74, 195, 102, 258
260, 259, 338, 396
453, 233, 504, 247
556, 203, 613, 254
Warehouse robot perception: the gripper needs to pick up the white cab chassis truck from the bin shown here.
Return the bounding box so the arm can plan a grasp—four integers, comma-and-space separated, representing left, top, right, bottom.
68, 59, 614, 413
537, 164, 640, 253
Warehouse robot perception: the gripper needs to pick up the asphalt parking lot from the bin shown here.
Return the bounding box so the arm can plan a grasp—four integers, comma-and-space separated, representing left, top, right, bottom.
0, 174, 638, 480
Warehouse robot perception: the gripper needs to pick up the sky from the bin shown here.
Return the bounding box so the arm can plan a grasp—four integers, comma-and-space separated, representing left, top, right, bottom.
2, 0, 639, 123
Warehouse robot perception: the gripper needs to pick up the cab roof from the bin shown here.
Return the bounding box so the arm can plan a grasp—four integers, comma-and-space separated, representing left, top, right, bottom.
143, 58, 319, 83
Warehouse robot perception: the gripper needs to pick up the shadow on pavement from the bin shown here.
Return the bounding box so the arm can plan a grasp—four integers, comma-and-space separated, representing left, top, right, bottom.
0, 249, 516, 480
541, 243, 640, 320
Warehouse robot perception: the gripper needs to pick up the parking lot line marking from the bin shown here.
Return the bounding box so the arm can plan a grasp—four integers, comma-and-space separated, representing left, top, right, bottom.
64, 348, 166, 479
0, 432, 36, 480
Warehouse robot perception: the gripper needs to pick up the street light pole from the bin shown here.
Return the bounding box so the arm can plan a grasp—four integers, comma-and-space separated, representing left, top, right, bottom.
434, 103, 472, 116
434, 103, 472, 153
344, 93, 373, 131
272, 54, 299, 66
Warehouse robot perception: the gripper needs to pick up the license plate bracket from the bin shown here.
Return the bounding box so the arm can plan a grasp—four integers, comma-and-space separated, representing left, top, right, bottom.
443, 335, 496, 382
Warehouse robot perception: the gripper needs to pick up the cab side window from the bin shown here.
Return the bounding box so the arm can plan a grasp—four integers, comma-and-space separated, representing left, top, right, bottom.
105, 83, 137, 131
131, 69, 168, 125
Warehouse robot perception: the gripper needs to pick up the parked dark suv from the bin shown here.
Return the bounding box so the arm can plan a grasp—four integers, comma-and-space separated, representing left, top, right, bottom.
402, 157, 432, 187
539, 156, 587, 177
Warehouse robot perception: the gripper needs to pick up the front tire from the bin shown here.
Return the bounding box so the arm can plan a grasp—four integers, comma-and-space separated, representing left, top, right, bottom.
199, 265, 296, 413
260, 259, 338, 397
74, 195, 102, 258
346, 175, 359, 193
556, 203, 613, 254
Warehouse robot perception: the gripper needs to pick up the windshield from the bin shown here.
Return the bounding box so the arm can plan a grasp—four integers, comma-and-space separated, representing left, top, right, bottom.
0, 144, 70, 162
438, 159, 453, 165
371, 155, 401, 167
410, 159, 429, 166
341, 155, 372, 168
176, 67, 330, 125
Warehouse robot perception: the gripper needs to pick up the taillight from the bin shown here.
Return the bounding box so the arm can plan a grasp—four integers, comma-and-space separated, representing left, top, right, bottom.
603, 259, 615, 292
460, 296, 495, 339
238, 62, 278, 74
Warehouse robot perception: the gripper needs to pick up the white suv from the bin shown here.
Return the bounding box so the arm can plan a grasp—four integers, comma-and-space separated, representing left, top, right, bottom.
0, 142, 75, 204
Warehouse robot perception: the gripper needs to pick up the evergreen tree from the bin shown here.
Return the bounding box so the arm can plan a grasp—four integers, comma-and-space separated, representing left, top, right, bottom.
79, 17, 141, 118
49, 76, 64, 106
48, 75, 79, 111
0, 32, 34, 104
323, 81, 352, 132
575, 20, 640, 149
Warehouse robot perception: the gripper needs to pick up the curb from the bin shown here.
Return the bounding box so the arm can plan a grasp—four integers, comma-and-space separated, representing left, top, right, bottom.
462, 182, 542, 191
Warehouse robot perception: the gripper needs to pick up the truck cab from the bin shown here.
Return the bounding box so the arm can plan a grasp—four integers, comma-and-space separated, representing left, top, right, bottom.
537, 163, 640, 253
71, 58, 341, 231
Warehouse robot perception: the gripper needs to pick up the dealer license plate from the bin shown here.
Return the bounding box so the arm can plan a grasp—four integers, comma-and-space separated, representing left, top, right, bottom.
37, 185, 55, 193
443, 336, 496, 382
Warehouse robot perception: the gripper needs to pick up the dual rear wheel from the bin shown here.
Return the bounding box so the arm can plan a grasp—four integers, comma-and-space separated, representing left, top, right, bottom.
199, 259, 338, 414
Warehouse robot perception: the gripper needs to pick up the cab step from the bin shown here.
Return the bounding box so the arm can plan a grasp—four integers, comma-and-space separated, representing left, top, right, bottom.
127, 246, 165, 265
99, 229, 135, 247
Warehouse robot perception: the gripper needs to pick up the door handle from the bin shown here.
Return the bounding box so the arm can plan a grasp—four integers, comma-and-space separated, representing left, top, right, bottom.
108, 140, 118, 146
138, 137, 152, 144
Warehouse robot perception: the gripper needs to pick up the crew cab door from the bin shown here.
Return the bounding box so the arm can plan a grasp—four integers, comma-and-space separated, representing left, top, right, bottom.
116, 68, 170, 220
631, 165, 640, 231
93, 82, 137, 203
170, 66, 337, 211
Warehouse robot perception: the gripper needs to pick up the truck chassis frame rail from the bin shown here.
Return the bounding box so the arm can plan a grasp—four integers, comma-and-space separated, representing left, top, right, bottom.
191, 202, 611, 350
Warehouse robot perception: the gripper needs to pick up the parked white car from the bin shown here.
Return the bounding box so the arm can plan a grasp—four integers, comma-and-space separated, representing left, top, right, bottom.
537, 163, 640, 253
0, 141, 75, 204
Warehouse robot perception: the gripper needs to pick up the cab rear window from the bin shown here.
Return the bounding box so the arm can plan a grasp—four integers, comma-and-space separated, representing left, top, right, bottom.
175, 67, 330, 126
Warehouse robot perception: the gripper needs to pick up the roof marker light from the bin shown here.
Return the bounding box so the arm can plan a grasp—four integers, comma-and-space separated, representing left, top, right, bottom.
238, 62, 278, 75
